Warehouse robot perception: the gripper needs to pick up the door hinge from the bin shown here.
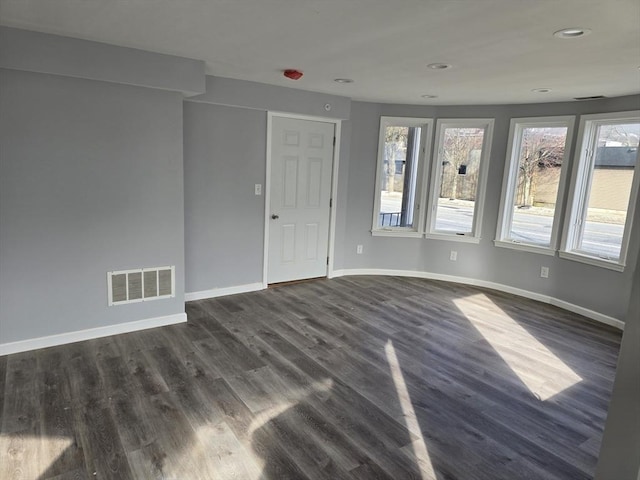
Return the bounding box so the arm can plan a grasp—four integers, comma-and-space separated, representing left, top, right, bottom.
329, 198, 333, 208
327, 256, 330, 265
333, 136, 336, 146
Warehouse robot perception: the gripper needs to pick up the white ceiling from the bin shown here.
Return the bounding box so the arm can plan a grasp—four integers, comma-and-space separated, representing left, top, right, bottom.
1, 0, 639, 105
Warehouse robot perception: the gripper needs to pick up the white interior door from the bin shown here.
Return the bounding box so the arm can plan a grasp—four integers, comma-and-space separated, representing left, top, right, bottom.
268, 116, 335, 284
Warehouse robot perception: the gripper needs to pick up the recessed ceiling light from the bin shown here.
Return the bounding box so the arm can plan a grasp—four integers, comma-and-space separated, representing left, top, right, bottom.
574, 95, 606, 101
421, 94, 438, 99
532, 88, 552, 93
553, 28, 592, 38
334, 78, 354, 83
427, 63, 452, 70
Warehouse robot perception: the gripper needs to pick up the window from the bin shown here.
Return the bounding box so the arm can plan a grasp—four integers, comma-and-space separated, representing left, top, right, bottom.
495, 116, 575, 254
561, 111, 640, 270
372, 117, 433, 236
427, 119, 494, 242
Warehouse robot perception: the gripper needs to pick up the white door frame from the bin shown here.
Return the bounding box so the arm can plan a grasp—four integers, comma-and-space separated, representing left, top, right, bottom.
263, 111, 342, 287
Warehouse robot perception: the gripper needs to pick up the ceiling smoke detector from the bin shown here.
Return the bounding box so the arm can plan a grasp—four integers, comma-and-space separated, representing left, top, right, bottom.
427, 63, 452, 70
334, 78, 354, 84
531, 88, 552, 93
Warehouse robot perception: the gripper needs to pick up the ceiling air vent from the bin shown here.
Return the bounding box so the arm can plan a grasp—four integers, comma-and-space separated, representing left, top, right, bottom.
108, 266, 175, 306
573, 95, 607, 101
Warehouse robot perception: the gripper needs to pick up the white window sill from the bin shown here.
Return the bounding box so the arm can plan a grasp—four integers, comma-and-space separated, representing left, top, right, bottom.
558, 250, 625, 272
371, 229, 423, 238
424, 232, 481, 244
493, 240, 556, 256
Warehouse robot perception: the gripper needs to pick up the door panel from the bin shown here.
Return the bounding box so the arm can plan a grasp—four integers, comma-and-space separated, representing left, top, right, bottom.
304, 223, 319, 260
282, 156, 299, 208
268, 117, 334, 284
306, 158, 323, 207
280, 224, 296, 263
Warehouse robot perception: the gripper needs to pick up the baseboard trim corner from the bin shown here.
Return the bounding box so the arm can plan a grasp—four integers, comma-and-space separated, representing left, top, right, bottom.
0, 312, 187, 356
185, 282, 265, 302
333, 268, 624, 331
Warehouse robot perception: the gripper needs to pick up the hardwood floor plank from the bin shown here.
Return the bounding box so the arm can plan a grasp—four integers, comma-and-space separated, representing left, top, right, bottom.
0, 427, 45, 480
259, 407, 356, 480
1, 352, 40, 434
126, 392, 209, 480
119, 347, 170, 397
72, 400, 134, 480
37, 349, 85, 478
348, 458, 397, 480
44, 467, 91, 480
225, 366, 289, 414
193, 333, 265, 379
195, 421, 262, 480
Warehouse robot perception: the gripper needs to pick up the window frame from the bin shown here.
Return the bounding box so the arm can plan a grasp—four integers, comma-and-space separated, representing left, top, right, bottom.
560, 110, 640, 271
495, 115, 575, 255
425, 118, 495, 243
371, 116, 434, 237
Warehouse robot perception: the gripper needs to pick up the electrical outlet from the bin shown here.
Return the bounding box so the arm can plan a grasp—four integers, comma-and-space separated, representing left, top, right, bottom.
254, 184, 262, 195
540, 266, 549, 278
450, 250, 457, 261
356, 245, 363, 254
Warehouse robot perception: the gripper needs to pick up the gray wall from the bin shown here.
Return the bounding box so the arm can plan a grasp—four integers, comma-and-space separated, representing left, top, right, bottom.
0, 68, 185, 344
183, 102, 267, 292
341, 95, 640, 320
0, 26, 206, 96
183, 79, 352, 294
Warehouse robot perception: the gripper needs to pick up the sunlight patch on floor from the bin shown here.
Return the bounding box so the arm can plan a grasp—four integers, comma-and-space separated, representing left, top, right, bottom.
386, 340, 436, 480
453, 294, 582, 401
0, 433, 73, 479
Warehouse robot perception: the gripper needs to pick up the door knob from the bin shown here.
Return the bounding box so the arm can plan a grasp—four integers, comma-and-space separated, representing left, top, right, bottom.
271, 214, 279, 219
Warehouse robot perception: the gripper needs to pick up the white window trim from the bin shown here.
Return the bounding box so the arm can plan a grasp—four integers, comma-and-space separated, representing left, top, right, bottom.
493, 239, 558, 256
558, 251, 626, 272
371, 229, 423, 238
371, 116, 434, 237
425, 232, 481, 244
560, 110, 640, 271
426, 118, 495, 240
495, 115, 575, 254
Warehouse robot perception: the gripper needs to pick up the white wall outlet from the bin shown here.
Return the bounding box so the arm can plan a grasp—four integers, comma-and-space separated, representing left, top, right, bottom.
254, 184, 262, 195
450, 250, 457, 261
356, 245, 363, 254
541, 266, 549, 278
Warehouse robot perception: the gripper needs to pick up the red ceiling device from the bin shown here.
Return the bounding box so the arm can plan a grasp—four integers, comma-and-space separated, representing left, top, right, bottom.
284, 69, 303, 80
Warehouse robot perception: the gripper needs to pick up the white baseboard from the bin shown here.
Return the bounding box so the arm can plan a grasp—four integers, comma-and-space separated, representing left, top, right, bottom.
185, 282, 264, 302
0, 312, 187, 356
331, 268, 624, 330
549, 299, 624, 330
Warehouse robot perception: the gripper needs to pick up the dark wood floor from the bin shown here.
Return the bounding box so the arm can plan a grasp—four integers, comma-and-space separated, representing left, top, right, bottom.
0, 276, 622, 480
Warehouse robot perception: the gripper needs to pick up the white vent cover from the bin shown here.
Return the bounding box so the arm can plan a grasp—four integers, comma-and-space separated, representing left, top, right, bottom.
107, 266, 175, 306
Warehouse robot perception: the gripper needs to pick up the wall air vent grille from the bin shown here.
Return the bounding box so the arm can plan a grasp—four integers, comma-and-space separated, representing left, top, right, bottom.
108, 266, 175, 306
